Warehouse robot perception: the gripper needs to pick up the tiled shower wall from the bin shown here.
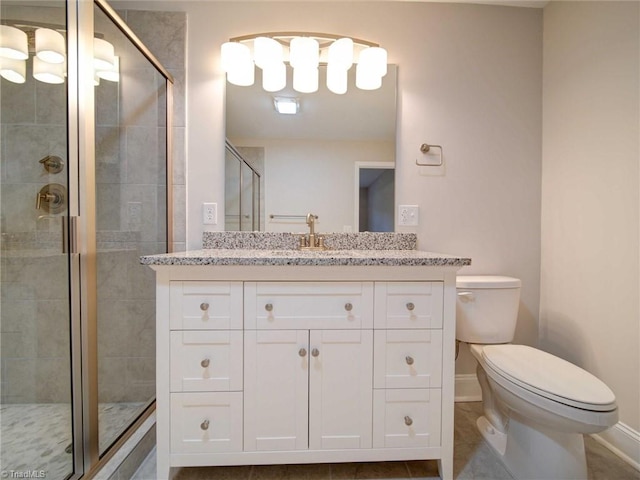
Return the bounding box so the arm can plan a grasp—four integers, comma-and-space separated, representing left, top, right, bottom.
0, 6, 186, 404
0, 5, 71, 403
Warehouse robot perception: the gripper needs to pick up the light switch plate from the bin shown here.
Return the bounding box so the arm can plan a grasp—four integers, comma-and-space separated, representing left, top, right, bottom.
398, 205, 419, 226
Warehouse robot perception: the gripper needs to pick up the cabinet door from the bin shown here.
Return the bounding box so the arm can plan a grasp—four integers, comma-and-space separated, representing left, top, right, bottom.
309, 329, 373, 450
244, 330, 309, 451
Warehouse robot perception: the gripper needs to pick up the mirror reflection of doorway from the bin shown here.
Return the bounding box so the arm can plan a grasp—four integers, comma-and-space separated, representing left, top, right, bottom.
355, 162, 395, 232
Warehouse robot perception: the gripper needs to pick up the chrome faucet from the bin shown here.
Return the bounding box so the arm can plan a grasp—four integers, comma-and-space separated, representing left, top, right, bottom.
299, 213, 326, 250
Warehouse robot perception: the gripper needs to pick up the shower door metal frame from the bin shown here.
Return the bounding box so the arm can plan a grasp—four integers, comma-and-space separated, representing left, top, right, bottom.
69, 0, 174, 476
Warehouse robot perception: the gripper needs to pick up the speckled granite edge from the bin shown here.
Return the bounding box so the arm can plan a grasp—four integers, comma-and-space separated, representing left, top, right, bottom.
202, 232, 417, 250
140, 249, 472, 267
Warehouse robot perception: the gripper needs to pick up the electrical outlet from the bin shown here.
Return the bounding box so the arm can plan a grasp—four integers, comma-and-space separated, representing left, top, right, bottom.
398, 205, 419, 226
202, 202, 218, 225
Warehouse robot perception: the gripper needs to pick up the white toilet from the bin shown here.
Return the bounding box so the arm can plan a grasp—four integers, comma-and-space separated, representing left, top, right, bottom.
456, 275, 618, 480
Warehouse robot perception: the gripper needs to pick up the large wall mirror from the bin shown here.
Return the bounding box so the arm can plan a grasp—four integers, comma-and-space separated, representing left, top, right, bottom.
225, 65, 397, 233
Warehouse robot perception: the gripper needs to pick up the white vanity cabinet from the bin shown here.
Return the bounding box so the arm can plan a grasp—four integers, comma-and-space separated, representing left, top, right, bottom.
150, 263, 462, 480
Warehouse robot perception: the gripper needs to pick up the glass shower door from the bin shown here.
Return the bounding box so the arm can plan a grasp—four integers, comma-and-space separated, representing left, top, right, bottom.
0, 2, 75, 478
93, 2, 168, 455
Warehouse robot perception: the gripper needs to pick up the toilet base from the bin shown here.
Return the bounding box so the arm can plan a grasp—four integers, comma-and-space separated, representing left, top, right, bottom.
477, 415, 507, 455
478, 413, 588, 480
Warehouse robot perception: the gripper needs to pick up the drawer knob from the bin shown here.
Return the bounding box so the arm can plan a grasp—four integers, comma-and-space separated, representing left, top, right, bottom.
344, 302, 353, 312
405, 355, 414, 366
311, 348, 320, 357
265, 303, 273, 312
404, 416, 413, 426
406, 302, 415, 311
200, 302, 209, 311
200, 419, 210, 431
201, 358, 210, 368
299, 348, 307, 357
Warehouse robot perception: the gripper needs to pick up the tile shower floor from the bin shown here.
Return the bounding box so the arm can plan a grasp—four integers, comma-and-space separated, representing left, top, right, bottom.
0, 402, 144, 479
132, 402, 639, 480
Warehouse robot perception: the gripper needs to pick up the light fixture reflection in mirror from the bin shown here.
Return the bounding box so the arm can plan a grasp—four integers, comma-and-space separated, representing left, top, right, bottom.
225, 65, 397, 233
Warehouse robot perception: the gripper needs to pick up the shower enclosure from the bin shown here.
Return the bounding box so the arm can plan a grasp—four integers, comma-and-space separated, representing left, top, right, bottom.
224, 141, 262, 231
0, 1, 172, 478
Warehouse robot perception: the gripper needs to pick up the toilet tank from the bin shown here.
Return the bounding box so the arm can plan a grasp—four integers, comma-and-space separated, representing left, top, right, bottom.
456, 275, 521, 344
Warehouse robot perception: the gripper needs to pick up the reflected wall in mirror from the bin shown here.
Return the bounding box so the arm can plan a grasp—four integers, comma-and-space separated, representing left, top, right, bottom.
225, 64, 397, 233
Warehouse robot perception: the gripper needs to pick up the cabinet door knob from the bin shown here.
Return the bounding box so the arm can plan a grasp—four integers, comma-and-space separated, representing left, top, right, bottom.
344, 302, 353, 312
406, 302, 415, 311
201, 358, 210, 368
265, 303, 273, 312
298, 348, 307, 357
404, 416, 413, 426
200, 302, 209, 311
311, 348, 320, 357
200, 419, 210, 431
405, 355, 414, 366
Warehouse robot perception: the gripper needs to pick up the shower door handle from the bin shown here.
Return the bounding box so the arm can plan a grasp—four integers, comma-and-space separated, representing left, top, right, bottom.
62, 216, 78, 254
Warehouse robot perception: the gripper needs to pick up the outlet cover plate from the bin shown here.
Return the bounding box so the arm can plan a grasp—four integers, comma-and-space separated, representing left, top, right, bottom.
398, 205, 419, 226
203, 202, 218, 225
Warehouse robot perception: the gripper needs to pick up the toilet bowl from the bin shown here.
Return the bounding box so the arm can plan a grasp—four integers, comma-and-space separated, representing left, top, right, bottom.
456, 275, 618, 480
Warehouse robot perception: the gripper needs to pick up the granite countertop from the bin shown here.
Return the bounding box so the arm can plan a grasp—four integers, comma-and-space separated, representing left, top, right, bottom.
140, 248, 471, 267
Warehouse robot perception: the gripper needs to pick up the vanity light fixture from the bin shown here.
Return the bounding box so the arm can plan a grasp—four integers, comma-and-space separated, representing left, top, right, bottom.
0, 56, 26, 83
35, 28, 65, 64
221, 32, 388, 95
33, 56, 65, 84
273, 96, 299, 115
0, 21, 120, 85
0, 25, 29, 60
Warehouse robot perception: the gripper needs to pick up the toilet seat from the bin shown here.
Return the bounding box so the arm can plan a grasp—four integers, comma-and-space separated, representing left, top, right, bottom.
476, 344, 617, 412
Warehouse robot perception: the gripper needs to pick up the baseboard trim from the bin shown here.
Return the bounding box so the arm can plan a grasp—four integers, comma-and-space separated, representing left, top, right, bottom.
455, 373, 481, 402
591, 422, 640, 471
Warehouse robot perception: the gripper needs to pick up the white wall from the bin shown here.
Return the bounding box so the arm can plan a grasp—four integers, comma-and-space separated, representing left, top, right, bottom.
113, 0, 543, 377
230, 138, 394, 232
541, 0, 639, 438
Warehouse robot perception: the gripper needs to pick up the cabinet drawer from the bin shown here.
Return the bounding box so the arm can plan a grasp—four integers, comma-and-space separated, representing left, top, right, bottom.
170, 392, 243, 454
170, 330, 243, 392
374, 282, 443, 329
372, 389, 442, 449
245, 282, 374, 329
170, 281, 242, 330
374, 329, 442, 389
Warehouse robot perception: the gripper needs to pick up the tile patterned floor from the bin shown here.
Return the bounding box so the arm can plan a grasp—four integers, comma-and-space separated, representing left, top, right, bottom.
0, 402, 144, 479
132, 402, 639, 480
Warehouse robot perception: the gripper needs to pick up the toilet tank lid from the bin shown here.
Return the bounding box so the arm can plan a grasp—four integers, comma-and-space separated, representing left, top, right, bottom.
457, 275, 521, 289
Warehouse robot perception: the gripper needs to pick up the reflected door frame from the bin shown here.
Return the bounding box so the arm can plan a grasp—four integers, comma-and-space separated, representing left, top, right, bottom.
354, 161, 395, 232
